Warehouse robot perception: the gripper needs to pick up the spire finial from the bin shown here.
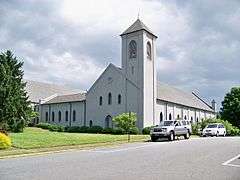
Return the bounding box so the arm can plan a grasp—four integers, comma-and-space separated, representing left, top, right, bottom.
137, 8, 140, 19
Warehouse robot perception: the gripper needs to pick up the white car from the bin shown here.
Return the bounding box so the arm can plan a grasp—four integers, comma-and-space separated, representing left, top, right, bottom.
202, 123, 226, 137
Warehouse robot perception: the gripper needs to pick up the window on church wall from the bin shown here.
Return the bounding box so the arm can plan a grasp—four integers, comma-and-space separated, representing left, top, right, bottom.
147, 42, 151, 60
45, 112, 48, 122
169, 113, 172, 120
99, 96, 103, 106
89, 120, 93, 127
184, 115, 187, 120
108, 93, 112, 105
65, 111, 68, 122
118, 94, 121, 104
177, 114, 180, 120
52, 112, 55, 122
129, 40, 137, 59
58, 111, 61, 122
160, 112, 163, 122
73, 110, 76, 122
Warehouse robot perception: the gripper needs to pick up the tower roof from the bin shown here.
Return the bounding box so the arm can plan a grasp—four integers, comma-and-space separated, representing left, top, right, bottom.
121, 19, 157, 38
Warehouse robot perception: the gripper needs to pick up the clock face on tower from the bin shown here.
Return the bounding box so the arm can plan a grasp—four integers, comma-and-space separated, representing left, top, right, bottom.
129, 40, 137, 59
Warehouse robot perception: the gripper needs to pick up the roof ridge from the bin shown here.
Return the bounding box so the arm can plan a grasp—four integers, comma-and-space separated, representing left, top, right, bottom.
120, 19, 157, 37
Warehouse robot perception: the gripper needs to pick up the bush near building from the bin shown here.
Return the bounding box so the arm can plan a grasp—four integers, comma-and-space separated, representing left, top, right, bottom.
0, 132, 12, 149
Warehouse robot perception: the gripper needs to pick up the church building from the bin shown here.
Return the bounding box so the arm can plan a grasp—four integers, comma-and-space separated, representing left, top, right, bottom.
27, 19, 216, 129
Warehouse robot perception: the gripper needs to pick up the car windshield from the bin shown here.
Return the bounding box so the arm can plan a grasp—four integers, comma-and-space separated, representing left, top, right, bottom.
207, 124, 218, 128
161, 121, 174, 126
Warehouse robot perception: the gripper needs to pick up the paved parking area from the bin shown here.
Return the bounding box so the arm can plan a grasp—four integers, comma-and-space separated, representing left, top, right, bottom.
0, 137, 239, 180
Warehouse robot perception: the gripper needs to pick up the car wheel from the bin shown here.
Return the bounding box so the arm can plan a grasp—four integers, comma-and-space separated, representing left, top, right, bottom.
168, 132, 174, 141
151, 136, 157, 142
184, 132, 190, 139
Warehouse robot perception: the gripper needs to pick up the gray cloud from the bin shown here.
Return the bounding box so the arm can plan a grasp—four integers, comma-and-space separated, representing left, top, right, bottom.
0, 0, 239, 110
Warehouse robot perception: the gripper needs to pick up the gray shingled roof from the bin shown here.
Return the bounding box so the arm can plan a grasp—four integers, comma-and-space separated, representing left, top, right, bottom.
25, 80, 80, 103
157, 82, 213, 112
43, 93, 86, 104
121, 19, 157, 37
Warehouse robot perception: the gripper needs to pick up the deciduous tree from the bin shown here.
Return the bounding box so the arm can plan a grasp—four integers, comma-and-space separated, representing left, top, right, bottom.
220, 87, 240, 128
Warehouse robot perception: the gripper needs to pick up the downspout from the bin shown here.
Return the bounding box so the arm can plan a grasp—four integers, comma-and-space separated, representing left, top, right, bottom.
165, 102, 168, 120
48, 105, 51, 122
69, 102, 72, 127
84, 100, 86, 126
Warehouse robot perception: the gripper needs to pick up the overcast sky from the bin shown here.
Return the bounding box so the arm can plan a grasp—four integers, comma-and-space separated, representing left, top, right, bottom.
0, 0, 239, 109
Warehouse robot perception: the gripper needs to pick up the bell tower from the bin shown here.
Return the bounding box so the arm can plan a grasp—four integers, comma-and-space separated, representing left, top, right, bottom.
120, 19, 157, 128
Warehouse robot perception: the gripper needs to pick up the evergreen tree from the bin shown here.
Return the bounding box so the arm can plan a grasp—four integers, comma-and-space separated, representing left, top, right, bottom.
0, 50, 32, 132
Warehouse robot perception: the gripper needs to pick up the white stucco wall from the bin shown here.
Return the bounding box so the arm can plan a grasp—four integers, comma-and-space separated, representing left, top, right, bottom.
40, 101, 85, 127
86, 65, 126, 128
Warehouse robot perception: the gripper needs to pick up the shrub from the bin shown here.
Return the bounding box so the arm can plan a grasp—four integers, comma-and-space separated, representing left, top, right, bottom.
65, 126, 81, 133
36, 123, 52, 130
88, 126, 103, 133
112, 128, 125, 135
129, 127, 139, 134
0, 133, 12, 149
102, 128, 114, 134
79, 126, 90, 133
48, 124, 64, 132
191, 123, 201, 135
0, 129, 8, 136
142, 126, 153, 135
36, 123, 64, 132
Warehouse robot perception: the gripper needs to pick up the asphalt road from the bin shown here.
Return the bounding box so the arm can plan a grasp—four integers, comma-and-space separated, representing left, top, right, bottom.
0, 137, 240, 180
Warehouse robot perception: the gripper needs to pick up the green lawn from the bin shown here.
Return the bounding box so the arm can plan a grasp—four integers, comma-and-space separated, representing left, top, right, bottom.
0, 128, 149, 158
10, 128, 149, 149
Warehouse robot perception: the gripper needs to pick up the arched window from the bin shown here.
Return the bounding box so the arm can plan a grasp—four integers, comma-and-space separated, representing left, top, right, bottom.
169, 113, 172, 120
129, 40, 137, 58
99, 96, 103, 106
65, 111, 68, 122
105, 115, 112, 128
89, 120, 93, 127
108, 93, 112, 105
184, 115, 187, 120
160, 112, 163, 122
177, 114, 180, 119
58, 111, 61, 122
196, 117, 199, 123
45, 112, 48, 122
191, 116, 193, 123
73, 110, 76, 122
118, 94, 121, 104
147, 42, 151, 60
52, 112, 55, 122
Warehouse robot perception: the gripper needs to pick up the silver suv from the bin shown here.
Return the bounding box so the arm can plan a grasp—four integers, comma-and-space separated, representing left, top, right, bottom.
150, 120, 191, 141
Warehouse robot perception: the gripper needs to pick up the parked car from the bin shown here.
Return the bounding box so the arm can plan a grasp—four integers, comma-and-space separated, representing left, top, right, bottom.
202, 123, 226, 137
180, 120, 192, 135
150, 120, 191, 142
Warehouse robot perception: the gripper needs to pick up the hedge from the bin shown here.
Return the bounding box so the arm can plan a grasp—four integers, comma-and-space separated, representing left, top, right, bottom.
36, 123, 64, 132
36, 123, 140, 135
